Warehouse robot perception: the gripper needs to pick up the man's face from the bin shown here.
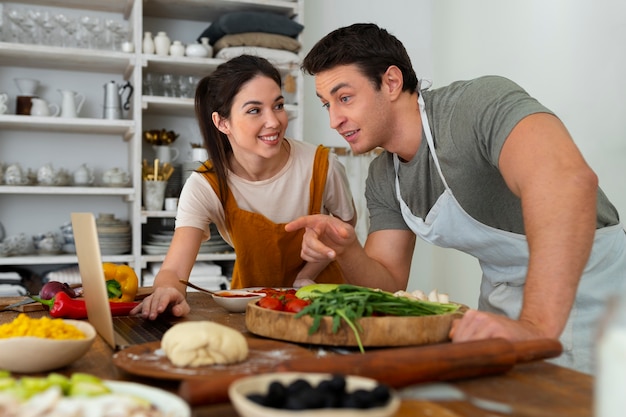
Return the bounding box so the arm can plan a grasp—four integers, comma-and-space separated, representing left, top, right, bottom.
314, 64, 390, 155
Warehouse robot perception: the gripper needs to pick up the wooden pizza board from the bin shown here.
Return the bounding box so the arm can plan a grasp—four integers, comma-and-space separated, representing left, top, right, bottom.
245, 302, 465, 347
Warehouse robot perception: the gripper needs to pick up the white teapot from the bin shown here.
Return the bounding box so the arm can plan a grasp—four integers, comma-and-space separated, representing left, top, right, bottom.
102, 167, 129, 186
37, 163, 69, 186
73, 163, 95, 186
4, 163, 26, 185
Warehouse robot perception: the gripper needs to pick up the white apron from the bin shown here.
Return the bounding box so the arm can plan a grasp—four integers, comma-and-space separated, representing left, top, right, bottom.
393, 92, 626, 373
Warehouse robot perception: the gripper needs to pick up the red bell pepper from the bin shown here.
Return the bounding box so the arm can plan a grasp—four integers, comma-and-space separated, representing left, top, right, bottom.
32, 292, 139, 319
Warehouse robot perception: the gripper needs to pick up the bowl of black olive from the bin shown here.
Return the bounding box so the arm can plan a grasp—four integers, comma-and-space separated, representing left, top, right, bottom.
228, 372, 400, 417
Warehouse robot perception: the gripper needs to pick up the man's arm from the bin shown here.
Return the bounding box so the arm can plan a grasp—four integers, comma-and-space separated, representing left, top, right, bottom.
452, 112, 597, 341
286, 215, 415, 292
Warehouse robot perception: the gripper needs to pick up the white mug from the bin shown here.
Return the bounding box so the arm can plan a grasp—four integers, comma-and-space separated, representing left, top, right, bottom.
0, 103, 7, 115
30, 98, 60, 117
164, 197, 179, 211
153, 145, 179, 164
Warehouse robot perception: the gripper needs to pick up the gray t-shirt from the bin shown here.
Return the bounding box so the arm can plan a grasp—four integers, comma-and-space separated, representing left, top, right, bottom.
366, 76, 619, 235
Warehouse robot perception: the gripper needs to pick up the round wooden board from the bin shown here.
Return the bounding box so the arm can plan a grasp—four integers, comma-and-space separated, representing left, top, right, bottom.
112, 337, 317, 380
245, 302, 464, 347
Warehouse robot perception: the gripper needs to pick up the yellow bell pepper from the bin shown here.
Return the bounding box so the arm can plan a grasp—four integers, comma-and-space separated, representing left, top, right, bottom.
102, 263, 139, 302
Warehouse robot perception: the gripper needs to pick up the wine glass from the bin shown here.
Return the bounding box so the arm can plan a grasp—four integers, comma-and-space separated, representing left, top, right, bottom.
31, 10, 57, 46
54, 13, 78, 48
79, 16, 103, 49
6, 8, 32, 43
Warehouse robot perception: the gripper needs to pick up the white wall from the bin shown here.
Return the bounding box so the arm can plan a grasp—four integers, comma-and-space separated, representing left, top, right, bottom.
303, 0, 626, 308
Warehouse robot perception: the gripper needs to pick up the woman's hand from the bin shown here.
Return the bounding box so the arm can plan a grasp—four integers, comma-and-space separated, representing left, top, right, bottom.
131, 286, 190, 320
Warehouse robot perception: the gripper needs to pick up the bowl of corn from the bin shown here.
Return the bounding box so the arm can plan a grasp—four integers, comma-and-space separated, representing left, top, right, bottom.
0, 314, 96, 373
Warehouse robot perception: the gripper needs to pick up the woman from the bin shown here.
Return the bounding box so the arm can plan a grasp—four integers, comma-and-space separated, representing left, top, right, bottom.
134, 55, 356, 319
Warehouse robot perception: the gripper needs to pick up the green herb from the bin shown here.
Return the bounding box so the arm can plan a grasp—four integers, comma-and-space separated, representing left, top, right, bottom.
295, 284, 460, 353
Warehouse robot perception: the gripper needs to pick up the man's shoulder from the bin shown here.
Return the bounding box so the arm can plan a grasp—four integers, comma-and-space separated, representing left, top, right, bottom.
429, 75, 522, 96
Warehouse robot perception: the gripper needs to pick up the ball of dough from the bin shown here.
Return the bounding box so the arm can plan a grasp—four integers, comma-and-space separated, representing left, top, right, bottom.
161, 321, 248, 367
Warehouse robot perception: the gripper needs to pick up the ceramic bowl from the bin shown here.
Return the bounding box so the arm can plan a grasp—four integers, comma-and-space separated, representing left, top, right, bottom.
0, 320, 96, 373
228, 372, 400, 417
211, 290, 265, 313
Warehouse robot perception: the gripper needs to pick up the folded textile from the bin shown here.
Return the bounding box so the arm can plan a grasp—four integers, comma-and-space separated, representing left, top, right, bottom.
198, 11, 304, 45
213, 32, 301, 53
215, 46, 300, 66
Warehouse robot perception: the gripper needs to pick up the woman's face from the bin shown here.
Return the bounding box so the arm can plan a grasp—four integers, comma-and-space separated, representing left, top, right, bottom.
213, 75, 288, 160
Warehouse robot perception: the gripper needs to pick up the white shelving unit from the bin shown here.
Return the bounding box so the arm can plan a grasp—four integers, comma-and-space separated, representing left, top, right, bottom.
0, 0, 304, 283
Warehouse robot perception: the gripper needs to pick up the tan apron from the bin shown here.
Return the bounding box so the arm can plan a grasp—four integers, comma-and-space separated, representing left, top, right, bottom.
201, 145, 345, 289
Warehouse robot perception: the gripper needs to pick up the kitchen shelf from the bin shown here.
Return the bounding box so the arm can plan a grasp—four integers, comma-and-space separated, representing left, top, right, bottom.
143, 0, 299, 22
142, 54, 300, 77
0, 42, 135, 76
12, 0, 130, 14
0, 186, 135, 197
0, 254, 135, 266
0, 115, 135, 139
142, 95, 298, 119
1, 0, 304, 283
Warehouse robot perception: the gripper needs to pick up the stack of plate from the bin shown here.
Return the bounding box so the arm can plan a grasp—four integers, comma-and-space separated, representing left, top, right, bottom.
142, 224, 233, 255
95, 213, 131, 255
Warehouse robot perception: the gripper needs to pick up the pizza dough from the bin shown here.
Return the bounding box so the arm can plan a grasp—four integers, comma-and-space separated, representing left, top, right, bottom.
161, 321, 249, 367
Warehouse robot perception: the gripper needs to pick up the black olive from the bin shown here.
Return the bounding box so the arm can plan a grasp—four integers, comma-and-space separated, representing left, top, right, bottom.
328, 374, 347, 392
371, 383, 391, 403
265, 381, 287, 407
246, 393, 266, 405
287, 378, 313, 395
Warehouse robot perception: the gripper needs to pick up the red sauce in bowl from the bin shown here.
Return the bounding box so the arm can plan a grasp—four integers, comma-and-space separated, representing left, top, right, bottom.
215, 292, 259, 298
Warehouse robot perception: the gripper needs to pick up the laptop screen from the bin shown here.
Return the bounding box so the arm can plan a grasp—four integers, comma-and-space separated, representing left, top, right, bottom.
71, 212, 118, 348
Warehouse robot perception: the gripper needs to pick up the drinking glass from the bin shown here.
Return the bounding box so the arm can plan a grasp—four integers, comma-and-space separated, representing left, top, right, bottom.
79, 16, 103, 49
160, 74, 179, 97
55, 13, 78, 48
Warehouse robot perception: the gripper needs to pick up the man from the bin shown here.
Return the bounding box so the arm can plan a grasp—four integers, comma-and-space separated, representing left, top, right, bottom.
285, 23, 626, 373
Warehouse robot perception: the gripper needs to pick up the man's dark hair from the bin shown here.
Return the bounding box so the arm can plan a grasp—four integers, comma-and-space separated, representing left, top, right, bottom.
302, 23, 418, 92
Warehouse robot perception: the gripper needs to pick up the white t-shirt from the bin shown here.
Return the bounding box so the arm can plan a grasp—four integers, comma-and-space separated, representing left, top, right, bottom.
176, 139, 355, 245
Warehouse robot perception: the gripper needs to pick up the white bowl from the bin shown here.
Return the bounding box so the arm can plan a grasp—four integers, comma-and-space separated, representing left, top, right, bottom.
228, 372, 400, 417
211, 290, 264, 313
0, 319, 96, 373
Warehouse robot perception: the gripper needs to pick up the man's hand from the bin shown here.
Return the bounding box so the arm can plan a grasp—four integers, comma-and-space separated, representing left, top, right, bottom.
449, 309, 549, 342
285, 214, 357, 262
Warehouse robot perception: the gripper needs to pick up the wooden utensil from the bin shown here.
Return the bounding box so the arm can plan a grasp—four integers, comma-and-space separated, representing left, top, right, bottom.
178, 337, 562, 406
179, 279, 217, 295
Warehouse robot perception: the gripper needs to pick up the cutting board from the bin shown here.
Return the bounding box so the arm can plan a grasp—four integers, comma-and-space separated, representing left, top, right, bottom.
245, 302, 465, 347
0, 297, 45, 312
113, 336, 318, 380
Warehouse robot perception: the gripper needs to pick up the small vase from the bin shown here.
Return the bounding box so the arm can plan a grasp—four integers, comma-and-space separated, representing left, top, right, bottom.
142, 32, 155, 54
154, 31, 171, 56
169, 40, 185, 57
185, 42, 208, 58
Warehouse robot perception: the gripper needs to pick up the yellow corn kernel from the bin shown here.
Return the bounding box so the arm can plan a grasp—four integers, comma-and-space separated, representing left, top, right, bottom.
0, 314, 85, 340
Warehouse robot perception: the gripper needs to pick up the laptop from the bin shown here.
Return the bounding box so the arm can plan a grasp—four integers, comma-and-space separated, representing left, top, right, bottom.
71, 212, 173, 350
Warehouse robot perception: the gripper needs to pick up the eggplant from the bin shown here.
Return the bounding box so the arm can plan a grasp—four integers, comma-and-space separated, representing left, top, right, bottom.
39, 281, 78, 300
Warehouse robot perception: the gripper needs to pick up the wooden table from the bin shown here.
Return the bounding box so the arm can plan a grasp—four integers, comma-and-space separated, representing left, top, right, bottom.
0, 292, 594, 417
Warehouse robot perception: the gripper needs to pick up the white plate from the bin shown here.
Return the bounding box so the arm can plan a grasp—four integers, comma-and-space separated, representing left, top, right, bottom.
105, 381, 191, 417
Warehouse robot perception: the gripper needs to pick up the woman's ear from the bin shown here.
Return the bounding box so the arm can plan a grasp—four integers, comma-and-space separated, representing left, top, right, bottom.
212, 112, 230, 135
383, 65, 404, 100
